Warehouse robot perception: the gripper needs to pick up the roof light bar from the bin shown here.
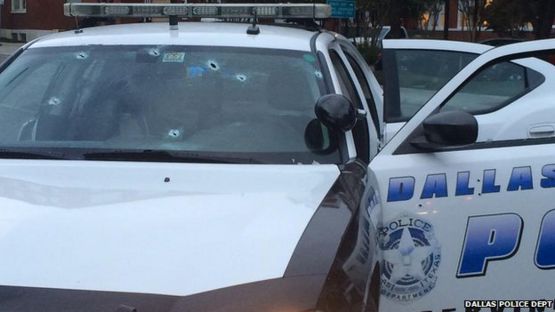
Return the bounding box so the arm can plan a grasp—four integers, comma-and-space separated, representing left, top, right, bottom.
64, 3, 332, 19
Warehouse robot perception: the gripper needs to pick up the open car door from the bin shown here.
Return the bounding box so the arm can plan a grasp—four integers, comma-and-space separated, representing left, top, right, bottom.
367, 39, 555, 311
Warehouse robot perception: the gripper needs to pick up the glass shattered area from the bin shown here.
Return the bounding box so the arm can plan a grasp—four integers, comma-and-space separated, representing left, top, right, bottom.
0, 45, 338, 164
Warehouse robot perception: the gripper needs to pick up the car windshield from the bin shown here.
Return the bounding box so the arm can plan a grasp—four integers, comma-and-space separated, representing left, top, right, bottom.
0, 45, 338, 164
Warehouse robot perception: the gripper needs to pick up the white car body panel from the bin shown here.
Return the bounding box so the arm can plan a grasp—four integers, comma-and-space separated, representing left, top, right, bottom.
31, 23, 314, 51
382, 39, 492, 52
0, 160, 338, 296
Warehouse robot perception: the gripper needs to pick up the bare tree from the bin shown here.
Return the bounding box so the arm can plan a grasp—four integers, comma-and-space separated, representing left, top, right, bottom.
458, 0, 487, 41
428, 0, 443, 32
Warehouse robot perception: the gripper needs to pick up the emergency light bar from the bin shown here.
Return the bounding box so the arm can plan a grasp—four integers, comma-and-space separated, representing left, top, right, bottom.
63, 3, 332, 19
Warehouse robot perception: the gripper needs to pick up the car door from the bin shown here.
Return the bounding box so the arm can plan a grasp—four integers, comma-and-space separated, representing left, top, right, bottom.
379, 40, 490, 142
368, 40, 555, 311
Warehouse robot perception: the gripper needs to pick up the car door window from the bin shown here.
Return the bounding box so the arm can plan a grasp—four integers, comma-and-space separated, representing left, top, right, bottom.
343, 52, 380, 134
329, 49, 370, 162
384, 49, 477, 122
329, 50, 363, 109
442, 61, 545, 114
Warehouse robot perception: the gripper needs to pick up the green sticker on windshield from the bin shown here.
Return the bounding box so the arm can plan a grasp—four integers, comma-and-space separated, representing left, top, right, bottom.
163, 52, 185, 63
303, 54, 316, 63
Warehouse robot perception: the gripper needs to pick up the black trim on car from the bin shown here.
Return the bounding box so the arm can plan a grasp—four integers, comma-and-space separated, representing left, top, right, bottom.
285, 161, 374, 311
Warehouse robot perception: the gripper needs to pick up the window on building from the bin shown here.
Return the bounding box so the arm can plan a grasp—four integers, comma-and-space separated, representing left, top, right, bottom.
11, 0, 27, 13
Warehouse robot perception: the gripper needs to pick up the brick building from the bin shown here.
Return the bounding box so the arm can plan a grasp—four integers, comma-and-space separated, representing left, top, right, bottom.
0, 0, 171, 41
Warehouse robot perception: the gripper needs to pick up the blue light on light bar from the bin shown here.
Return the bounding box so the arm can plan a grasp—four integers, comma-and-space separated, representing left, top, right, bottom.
64, 3, 332, 19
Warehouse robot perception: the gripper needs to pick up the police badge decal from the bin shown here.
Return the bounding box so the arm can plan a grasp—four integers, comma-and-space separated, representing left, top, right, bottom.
378, 214, 441, 303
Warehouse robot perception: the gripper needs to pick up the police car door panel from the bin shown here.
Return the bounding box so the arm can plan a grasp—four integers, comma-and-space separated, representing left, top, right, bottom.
367, 41, 555, 311
370, 145, 555, 311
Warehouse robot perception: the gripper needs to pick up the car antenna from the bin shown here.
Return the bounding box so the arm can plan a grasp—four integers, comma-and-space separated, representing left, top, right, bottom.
247, 8, 260, 35
73, 16, 83, 34
169, 15, 178, 30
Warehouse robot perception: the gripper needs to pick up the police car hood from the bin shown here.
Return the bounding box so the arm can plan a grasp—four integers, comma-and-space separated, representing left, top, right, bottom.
0, 160, 339, 296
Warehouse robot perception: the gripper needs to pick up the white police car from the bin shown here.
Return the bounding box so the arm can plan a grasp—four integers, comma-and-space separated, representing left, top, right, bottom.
1, 2, 554, 312
0, 2, 382, 312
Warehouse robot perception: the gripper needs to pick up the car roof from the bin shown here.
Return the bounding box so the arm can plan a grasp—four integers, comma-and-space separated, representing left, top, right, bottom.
382, 39, 492, 54
30, 22, 318, 52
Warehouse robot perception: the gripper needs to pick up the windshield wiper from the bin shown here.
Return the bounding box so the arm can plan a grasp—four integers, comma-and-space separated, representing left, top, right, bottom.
83, 150, 264, 164
0, 148, 68, 160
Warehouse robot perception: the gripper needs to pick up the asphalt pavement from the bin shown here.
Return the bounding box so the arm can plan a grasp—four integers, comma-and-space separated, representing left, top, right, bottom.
0, 42, 25, 62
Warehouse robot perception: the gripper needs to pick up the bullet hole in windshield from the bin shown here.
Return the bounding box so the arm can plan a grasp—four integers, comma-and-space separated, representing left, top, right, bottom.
76, 52, 89, 60
48, 97, 61, 106
168, 129, 181, 138
149, 49, 161, 57
315, 71, 323, 79
207, 60, 220, 71
235, 74, 247, 82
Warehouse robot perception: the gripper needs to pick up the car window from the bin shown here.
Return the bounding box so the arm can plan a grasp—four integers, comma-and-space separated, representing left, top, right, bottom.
329, 50, 363, 109
384, 49, 477, 122
442, 61, 545, 113
344, 52, 380, 135
0, 46, 338, 164
329, 49, 370, 162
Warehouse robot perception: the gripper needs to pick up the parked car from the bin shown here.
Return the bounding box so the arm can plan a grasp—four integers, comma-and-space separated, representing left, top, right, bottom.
0, 3, 382, 312
378, 39, 553, 144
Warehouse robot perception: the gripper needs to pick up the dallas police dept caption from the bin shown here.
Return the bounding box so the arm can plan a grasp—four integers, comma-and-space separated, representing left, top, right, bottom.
465, 300, 554, 311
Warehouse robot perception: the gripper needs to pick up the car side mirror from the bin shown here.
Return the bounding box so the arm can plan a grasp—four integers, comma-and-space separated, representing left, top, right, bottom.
315, 94, 357, 132
304, 119, 338, 154
411, 110, 478, 150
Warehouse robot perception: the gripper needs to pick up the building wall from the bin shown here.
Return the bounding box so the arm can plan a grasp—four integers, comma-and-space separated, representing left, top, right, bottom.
2, 0, 74, 31
0, 0, 141, 41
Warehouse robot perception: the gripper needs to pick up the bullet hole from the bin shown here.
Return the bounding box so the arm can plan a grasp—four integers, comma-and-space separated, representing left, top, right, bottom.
168, 129, 181, 138
76, 52, 89, 60
164, 177, 171, 183
207, 60, 220, 71
315, 71, 323, 79
149, 48, 160, 57
477, 179, 481, 182
48, 97, 61, 106
235, 74, 247, 82
418, 203, 423, 208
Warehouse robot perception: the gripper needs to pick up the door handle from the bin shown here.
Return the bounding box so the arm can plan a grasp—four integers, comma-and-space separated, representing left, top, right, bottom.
529, 125, 555, 137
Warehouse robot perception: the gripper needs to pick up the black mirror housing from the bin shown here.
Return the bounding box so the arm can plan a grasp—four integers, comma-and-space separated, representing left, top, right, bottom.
413, 110, 478, 149
314, 94, 357, 132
